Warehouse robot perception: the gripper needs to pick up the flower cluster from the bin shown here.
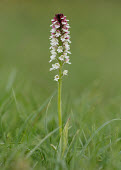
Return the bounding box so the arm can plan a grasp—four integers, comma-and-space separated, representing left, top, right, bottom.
49, 13, 71, 81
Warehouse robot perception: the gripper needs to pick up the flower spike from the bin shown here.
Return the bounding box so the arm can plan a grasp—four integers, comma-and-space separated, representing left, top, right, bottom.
49, 13, 71, 81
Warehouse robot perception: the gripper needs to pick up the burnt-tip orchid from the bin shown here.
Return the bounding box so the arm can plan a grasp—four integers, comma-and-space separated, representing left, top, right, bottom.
49, 13, 71, 141
49, 13, 71, 81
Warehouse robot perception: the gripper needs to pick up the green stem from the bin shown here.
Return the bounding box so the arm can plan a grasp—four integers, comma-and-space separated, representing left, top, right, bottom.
58, 68, 62, 137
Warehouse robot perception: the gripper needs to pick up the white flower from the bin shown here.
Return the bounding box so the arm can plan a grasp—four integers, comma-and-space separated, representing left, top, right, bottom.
56, 30, 61, 37
54, 63, 60, 69
49, 35, 53, 39
65, 58, 71, 64
65, 55, 69, 59
65, 45, 70, 51
63, 42, 70, 51
62, 28, 68, 32
63, 53, 70, 59
54, 75, 59, 81
64, 50, 71, 54
51, 37, 58, 43
65, 34, 69, 38
62, 22, 67, 25
49, 46, 57, 50
50, 67, 54, 71
50, 28, 56, 33
53, 21, 57, 24
63, 53, 67, 57
61, 34, 70, 42
49, 55, 56, 63
63, 41, 69, 46
59, 55, 65, 61
57, 46, 63, 53
50, 50, 57, 55
66, 34, 70, 38
67, 39, 71, 43
63, 70, 68, 76
50, 63, 60, 71
50, 42, 58, 46
64, 32, 68, 36
61, 35, 66, 42
55, 23, 60, 28
50, 38, 59, 46
66, 25, 70, 28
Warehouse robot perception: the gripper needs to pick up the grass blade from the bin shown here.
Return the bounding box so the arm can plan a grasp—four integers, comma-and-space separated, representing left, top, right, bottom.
26, 126, 60, 158
80, 118, 121, 155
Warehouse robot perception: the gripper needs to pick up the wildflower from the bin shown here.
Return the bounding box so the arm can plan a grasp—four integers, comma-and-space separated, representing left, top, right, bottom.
50, 38, 58, 46
50, 63, 60, 71
66, 25, 70, 28
59, 55, 65, 61
54, 63, 60, 69
49, 13, 71, 81
62, 21, 67, 25
63, 70, 68, 76
65, 58, 71, 64
63, 53, 67, 57
54, 75, 59, 81
50, 49, 56, 54
49, 55, 56, 63
65, 55, 69, 59
61, 36, 66, 42
49, 14, 72, 139
50, 28, 56, 33
57, 46, 63, 53
56, 30, 61, 37
55, 23, 60, 28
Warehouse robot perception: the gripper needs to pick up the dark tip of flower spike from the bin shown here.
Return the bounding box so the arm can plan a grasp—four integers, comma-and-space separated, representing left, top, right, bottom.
55, 13, 64, 23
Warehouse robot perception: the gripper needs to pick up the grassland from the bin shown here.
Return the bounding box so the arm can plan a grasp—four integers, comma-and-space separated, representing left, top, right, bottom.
0, 0, 121, 169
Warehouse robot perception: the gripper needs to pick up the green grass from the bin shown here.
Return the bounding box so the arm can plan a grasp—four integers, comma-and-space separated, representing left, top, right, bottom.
1, 74, 121, 170
0, 0, 121, 169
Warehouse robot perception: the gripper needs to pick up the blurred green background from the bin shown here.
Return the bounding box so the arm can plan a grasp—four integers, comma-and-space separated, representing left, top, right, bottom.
1, 1, 121, 169
1, 0, 121, 100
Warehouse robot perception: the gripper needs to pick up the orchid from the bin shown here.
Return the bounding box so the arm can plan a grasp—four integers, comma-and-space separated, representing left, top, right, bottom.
49, 13, 71, 81
49, 13, 71, 140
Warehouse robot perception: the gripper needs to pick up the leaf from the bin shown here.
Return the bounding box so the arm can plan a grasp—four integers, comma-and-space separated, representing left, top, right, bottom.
26, 126, 60, 158
64, 129, 80, 159
60, 118, 70, 157
50, 144, 57, 151
80, 118, 121, 156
